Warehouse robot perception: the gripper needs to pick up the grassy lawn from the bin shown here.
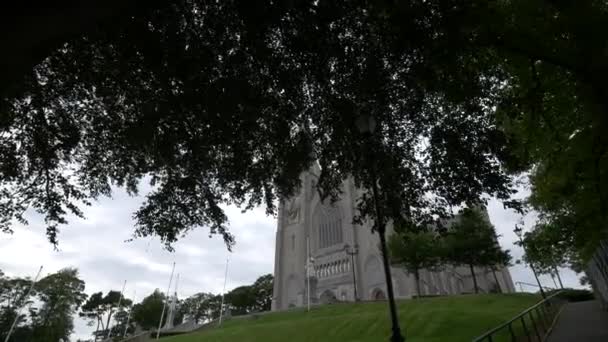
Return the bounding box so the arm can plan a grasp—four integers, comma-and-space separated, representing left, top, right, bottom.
162, 293, 540, 342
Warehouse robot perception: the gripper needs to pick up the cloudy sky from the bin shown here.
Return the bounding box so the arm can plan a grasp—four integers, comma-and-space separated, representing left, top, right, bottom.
0, 185, 583, 340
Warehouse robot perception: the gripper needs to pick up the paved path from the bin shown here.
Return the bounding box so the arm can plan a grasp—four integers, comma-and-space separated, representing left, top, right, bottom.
547, 300, 608, 342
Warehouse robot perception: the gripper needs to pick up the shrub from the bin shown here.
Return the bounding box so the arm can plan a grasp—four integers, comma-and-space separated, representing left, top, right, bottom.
549, 288, 594, 302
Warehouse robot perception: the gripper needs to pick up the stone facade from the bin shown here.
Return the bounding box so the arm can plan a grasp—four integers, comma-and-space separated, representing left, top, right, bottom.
271, 165, 515, 311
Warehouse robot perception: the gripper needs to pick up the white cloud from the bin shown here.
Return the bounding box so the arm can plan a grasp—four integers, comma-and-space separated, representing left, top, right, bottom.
0, 187, 276, 340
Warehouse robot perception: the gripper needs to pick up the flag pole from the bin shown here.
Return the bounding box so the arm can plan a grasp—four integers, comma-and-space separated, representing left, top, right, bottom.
307, 235, 311, 312
107, 279, 127, 339
123, 289, 136, 338
218, 257, 230, 325
163, 273, 180, 330
156, 262, 176, 340
4, 265, 43, 342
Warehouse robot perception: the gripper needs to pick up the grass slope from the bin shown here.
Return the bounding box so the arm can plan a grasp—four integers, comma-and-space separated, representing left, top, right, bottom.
164, 294, 540, 342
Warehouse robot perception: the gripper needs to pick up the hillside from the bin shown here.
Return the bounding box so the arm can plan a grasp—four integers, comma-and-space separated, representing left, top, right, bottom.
162, 294, 540, 342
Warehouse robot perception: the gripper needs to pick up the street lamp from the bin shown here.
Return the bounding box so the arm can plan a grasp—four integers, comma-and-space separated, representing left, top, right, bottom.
514, 225, 547, 300
357, 113, 405, 342
343, 243, 360, 301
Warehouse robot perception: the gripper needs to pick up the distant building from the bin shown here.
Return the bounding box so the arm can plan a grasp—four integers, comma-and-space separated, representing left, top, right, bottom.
271, 165, 514, 310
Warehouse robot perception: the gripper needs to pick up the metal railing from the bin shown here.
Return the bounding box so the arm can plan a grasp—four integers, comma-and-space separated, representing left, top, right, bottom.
515, 281, 556, 293
587, 240, 608, 309
472, 291, 565, 342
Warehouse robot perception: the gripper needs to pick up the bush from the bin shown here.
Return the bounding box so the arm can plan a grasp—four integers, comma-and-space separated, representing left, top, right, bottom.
549, 288, 594, 302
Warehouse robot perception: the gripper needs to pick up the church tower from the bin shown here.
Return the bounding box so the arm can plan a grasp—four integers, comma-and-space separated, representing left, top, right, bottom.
271, 166, 515, 311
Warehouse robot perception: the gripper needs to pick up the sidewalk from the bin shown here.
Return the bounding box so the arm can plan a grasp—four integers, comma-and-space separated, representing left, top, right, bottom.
547, 300, 608, 342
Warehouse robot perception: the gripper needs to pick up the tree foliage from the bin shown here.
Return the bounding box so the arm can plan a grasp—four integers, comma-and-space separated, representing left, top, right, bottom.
443, 208, 508, 294
225, 274, 274, 316
0, 268, 87, 342
130, 289, 182, 331
388, 228, 441, 297
131, 289, 165, 330
2, 1, 607, 270
180, 292, 222, 324
80, 290, 133, 339
180, 274, 273, 323
482, 2, 608, 262
0, 273, 34, 342
108, 309, 136, 339
30, 268, 87, 342
517, 223, 564, 289
225, 286, 255, 316
250, 274, 273, 312
0, 0, 526, 249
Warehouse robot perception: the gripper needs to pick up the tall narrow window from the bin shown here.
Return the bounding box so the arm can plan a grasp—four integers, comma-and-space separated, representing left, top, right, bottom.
291, 234, 295, 251
317, 204, 342, 249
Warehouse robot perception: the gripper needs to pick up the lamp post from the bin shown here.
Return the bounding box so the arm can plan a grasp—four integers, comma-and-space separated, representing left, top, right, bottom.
356, 113, 405, 342
514, 225, 546, 300
306, 236, 315, 312
343, 243, 359, 301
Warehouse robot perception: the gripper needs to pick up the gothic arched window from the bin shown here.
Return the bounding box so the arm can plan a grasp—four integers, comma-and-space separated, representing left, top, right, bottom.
317, 204, 342, 249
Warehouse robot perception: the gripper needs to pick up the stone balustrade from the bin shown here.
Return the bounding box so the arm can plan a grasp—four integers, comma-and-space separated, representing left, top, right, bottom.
314, 258, 351, 279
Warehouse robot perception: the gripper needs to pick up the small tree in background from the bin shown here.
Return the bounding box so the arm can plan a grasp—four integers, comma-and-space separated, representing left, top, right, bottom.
131, 290, 165, 330
180, 292, 221, 324
523, 223, 569, 289
444, 208, 506, 294
0, 268, 88, 342
30, 268, 88, 342
224, 274, 274, 316
489, 249, 513, 293
180, 274, 272, 324
79, 292, 105, 339
225, 286, 255, 316
131, 289, 183, 331
80, 290, 132, 339
0, 272, 36, 341
388, 227, 441, 298
251, 274, 273, 312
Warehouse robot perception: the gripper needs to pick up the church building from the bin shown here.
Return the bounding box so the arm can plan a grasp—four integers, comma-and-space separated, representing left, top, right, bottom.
271, 165, 515, 310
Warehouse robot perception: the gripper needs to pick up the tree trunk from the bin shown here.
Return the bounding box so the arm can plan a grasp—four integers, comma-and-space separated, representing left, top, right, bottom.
105, 308, 114, 337
414, 269, 421, 298
491, 267, 502, 293
40, 300, 57, 338
94, 317, 100, 341
551, 273, 558, 288
469, 264, 479, 294
554, 267, 564, 289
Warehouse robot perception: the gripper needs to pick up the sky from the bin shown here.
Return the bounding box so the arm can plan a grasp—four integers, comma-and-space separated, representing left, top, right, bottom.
0, 186, 584, 340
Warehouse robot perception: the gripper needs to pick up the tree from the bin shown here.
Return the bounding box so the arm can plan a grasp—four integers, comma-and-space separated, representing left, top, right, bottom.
131, 289, 173, 331
108, 309, 136, 339
250, 274, 273, 312
489, 249, 513, 294
1, 268, 87, 342
522, 223, 568, 289
499, 52, 608, 265
180, 292, 219, 324
0, 0, 522, 251
131, 290, 163, 330
80, 292, 105, 339
0, 273, 36, 342
443, 208, 506, 294
388, 228, 441, 298
180, 274, 272, 324
215, 274, 274, 317
2, 3, 608, 275
225, 286, 254, 316
80, 290, 133, 340
225, 274, 274, 315
30, 268, 87, 342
